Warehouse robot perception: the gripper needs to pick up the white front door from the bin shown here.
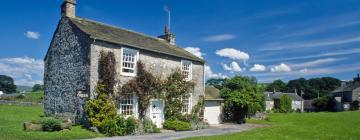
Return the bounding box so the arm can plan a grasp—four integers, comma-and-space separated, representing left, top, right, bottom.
150, 99, 164, 128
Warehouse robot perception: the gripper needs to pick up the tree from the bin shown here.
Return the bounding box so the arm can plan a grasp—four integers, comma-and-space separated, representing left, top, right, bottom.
278, 95, 292, 113
286, 77, 341, 100
121, 61, 161, 120
0, 75, 16, 94
265, 80, 287, 92
32, 84, 43, 92
206, 78, 227, 90
220, 76, 264, 123
312, 96, 332, 112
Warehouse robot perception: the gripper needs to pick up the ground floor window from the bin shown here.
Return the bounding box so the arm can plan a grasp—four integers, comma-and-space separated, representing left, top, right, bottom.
119, 94, 137, 116
182, 93, 192, 114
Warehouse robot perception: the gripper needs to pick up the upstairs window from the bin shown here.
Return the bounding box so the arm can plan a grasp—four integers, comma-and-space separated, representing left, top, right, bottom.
181, 60, 192, 81
121, 48, 139, 76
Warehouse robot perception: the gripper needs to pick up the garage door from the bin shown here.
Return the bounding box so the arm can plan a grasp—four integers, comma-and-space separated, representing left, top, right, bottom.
204, 100, 221, 125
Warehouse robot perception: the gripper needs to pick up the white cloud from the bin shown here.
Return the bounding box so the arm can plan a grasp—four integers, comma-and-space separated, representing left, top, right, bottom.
0, 57, 44, 86
290, 58, 343, 68
205, 65, 227, 79
271, 63, 291, 72
222, 61, 244, 72
250, 64, 266, 72
263, 36, 360, 51
300, 68, 308, 74
184, 47, 204, 59
255, 48, 360, 63
203, 34, 236, 42
25, 31, 40, 39
216, 48, 250, 61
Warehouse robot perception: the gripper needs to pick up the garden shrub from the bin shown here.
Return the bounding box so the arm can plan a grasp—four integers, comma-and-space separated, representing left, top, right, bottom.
141, 117, 160, 133
85, 83, 118, 128
116, 116, 127, 136
99, 117, 121, 136
163, 120, 192, 131
16, 94, 26, 99
126, 116, 137, 134
39, 117, 62, 131
350, 100, 359, 111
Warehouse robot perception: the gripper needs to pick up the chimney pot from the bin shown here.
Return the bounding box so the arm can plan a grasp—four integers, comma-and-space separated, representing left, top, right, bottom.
158, 26, 176, 45
61, 0, 76, 18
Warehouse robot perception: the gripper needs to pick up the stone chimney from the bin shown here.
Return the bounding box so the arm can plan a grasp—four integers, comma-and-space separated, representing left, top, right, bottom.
61, 0, 76, 18
158, 25, 176, 45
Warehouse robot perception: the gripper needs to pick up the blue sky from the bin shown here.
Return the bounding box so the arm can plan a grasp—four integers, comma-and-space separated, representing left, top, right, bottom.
0, 0, 360, 86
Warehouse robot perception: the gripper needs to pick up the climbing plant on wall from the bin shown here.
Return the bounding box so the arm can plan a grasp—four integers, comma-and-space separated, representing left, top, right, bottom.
162, 70, 195, 120
98, 50, 116, 96
121, 61, 161, 120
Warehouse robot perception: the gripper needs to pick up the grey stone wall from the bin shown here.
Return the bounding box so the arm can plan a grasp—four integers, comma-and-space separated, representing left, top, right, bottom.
44, 17, 91, 124
89, 41, 205, 112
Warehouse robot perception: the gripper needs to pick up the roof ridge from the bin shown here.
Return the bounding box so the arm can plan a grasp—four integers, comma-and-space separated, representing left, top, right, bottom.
71, 17, 174, 46
69, 17, 203, 62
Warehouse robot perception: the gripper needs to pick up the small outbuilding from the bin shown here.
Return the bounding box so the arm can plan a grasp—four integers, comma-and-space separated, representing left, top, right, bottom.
204, 86, 223, 125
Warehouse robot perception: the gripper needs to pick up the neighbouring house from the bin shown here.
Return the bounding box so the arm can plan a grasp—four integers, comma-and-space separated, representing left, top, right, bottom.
44, 0, 205, 127
264, 92, 304, 112
264, 92, 274, 111
0, 91, 3, 96
332, 74, 360, 111
204, 86, 223, 125
303, 100, 315, 112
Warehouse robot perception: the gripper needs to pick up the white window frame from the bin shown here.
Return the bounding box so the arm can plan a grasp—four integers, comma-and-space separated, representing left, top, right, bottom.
181, 93, 192, 114
120, 47, 139, 77
181, 60, 192, 81
118, 94, 138, 118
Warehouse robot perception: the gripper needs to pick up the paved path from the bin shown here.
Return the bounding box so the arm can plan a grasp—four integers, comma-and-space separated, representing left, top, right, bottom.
89, 124, 263, 140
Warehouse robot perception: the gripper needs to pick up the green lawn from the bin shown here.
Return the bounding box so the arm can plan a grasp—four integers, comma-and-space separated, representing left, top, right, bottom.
184, 111, 360, 140
0, 104, 102, 140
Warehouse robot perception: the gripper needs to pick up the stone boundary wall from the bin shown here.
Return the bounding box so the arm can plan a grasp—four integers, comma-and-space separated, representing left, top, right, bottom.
0, 100, 43, 106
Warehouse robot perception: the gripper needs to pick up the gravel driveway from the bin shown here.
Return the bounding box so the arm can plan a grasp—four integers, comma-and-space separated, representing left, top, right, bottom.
89, 123, 263, 140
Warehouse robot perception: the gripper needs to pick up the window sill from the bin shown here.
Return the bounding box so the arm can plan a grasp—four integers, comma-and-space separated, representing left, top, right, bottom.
120, 73, 136, 77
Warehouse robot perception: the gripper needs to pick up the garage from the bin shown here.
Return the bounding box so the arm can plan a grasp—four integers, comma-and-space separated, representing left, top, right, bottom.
204, 86, 223, 125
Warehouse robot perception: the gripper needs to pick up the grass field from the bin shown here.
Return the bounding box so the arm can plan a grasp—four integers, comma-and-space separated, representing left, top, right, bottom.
184, 111, 360, 140
0, 92, 44, 103
0, 104, 102, 140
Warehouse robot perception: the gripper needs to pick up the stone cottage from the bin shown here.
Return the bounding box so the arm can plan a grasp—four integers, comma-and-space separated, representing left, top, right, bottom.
44, 0, 205, 127
264, 92, 304, 112
332, 74, 360, 111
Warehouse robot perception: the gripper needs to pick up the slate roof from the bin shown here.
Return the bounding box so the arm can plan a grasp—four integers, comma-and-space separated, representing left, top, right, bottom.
205, 86, 223, 100
264, 92, 304, 101
68, 17, 204, 63
332, 81, 360, 93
